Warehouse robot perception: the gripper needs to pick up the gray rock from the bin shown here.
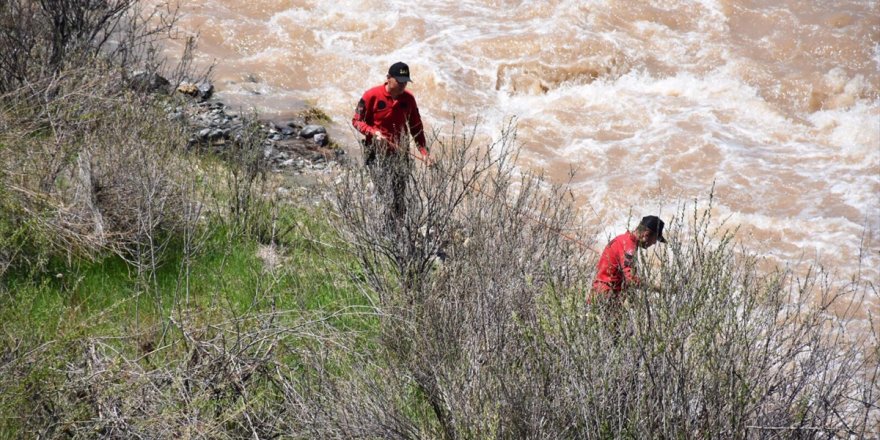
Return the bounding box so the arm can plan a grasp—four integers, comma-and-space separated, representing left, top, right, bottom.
312, 133, 328, 146
263, 146, 276, 159
198, 82, 214, 100
299, 125, 326, 138
131, 71, 170, 94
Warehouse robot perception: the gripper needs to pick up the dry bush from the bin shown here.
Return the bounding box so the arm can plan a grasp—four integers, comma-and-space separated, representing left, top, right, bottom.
318, 123, 879, 438
3, 121, 874, 438
539, 205, 880, 438
0, 0, 208, 275
207, 113, 271, 240
0, 0, 182, 93
326, 123, 597, 438
1, 308, 360, 438
623, 207, 880, 436
0, 67, 196, 271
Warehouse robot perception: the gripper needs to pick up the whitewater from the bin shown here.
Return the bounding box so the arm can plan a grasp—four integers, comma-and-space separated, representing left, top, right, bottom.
160, 0, 880, 318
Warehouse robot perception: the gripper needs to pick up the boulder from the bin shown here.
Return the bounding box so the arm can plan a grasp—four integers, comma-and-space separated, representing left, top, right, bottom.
177, 81, 214, 101
131, 71, 170, 94
312, 133, 328, 146
299, 124, 326, 138
197, 82, 214, 100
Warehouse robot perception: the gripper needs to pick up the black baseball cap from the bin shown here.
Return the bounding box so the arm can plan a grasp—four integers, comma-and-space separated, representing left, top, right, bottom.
388, 61, 412, 83
639, 215, 667, 243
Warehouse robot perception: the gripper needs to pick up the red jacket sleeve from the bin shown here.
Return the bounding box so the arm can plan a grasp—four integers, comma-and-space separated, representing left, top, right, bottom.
620, 246, 640, 287
408, 97, 428, 155
352, 94, 377, 137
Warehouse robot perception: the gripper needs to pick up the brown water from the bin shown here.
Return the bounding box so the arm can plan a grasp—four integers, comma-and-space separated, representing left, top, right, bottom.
159, 0, 880, 320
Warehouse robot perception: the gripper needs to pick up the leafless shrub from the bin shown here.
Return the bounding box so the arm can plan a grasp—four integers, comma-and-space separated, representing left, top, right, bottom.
0, 305, 367, 438
318, 122, 879, 438
3, 119, 874, 438
214, 114, 270, 239
326, 122, 596, 438
543, 202, 880, 438
0, 0, 209, 277
0, 0, 183, 93
0, 66, 196, 269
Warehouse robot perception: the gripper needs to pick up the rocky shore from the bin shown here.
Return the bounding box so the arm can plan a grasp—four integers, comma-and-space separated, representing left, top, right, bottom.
182, 100, 345, 174
141, 73, 347, 176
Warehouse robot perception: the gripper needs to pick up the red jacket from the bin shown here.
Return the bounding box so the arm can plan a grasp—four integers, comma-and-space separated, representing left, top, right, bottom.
592, 231, 641, 295
352, 84, 427, 156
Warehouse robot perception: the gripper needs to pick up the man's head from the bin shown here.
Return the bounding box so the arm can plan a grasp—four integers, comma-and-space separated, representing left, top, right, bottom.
635, 215, 666, 248
386, 61, 411, 97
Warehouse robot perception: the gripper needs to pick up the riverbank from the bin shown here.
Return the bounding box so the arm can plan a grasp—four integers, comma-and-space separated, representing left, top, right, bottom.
0, 60, 369, 437
165, 76, 358, 210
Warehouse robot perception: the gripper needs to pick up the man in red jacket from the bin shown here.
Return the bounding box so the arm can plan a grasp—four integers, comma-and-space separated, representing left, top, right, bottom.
591, 215, 667, 305
352, 62, 430, 220
353, 61, 429, 163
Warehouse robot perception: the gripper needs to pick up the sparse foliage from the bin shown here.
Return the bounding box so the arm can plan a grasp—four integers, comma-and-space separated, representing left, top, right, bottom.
0, 68, 193, 270
319, 124, 879, 438
0, 0, 182, 93
0, 1, 876, 437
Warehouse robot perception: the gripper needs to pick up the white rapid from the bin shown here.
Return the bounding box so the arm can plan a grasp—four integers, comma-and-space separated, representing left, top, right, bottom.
160, 0, 880, 319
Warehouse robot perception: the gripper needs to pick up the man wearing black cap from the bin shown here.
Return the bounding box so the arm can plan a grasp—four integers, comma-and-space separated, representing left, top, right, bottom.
352, 61, 429, 162
591, 215, 666, 304
352, 62, 430, 220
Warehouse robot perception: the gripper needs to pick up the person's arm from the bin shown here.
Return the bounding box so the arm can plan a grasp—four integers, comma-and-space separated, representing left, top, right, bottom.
408, 98, 429, 157
620, 246, 640, 288
352, 95, 379, 138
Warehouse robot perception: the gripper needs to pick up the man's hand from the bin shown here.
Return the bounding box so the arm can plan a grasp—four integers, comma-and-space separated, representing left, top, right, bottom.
417, 148, 436, 167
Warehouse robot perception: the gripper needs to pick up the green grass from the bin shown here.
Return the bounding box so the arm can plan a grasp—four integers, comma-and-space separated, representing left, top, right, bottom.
1, 202, 368, 338
0, 201, 373, 435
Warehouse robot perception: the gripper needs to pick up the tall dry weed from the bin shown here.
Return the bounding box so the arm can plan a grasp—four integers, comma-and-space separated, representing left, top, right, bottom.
0, 0, 182, 93
320, 123, 879, 438
0, 0, 208, 275
0, 68, 195, 266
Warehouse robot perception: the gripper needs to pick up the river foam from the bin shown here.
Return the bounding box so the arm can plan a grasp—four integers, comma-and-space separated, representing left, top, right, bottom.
161, 0, 879, 299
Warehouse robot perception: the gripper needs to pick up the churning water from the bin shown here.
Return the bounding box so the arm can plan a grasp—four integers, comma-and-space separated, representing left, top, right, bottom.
162, 0, 880, 318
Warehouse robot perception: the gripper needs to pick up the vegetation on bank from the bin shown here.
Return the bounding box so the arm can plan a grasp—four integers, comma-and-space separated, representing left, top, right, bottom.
1, 0, 878, 438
